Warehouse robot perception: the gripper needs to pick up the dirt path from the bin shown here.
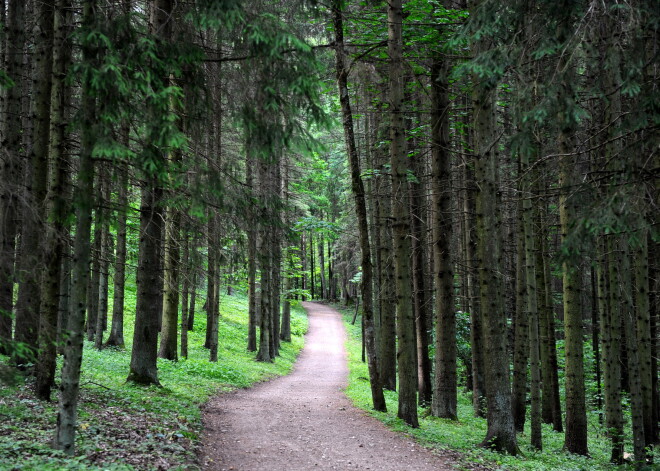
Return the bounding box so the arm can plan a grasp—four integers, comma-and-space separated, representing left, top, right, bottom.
200, 302, 455, 471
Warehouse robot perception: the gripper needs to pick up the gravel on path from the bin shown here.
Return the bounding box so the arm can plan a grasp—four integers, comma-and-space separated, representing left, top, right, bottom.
200, 301, 457, 471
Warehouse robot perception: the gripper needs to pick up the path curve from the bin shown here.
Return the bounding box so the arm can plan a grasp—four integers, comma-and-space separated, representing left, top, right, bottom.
200, 302, 454, 471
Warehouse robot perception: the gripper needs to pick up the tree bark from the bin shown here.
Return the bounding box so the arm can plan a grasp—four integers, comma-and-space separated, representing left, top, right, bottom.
0, 0, 27, 355
247, 148, 258, 352
522, 152, 541, 450
159, 206, 180, 361
558, 70, 588, 458
105, 126, 129, 348
94, 166, 111, 349
472, 0, 517, 450
388, 0, 418, 428
621, 240, 647, 465
180, 233, 189, 358
332, 0, 386, 411
430, 56, 456, 420
36, 0, 70, 399
14, 0, 54, 365
511, 188, 528, 432
54, 0, 96, 452
127, 0, 172, 386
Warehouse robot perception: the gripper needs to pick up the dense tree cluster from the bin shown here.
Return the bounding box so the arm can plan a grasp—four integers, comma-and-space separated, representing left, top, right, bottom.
331, 0, 658, 464
0, 0, 657, 467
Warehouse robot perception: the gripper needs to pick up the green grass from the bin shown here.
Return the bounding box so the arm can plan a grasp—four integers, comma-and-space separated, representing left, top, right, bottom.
0, 287, 307, 471
336, 304, 646, 471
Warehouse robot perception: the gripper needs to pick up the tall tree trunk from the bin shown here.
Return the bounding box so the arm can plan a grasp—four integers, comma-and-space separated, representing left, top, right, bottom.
105, 127, 129, 348
180, 233, 189, 358
318, 237, 327, 300
270, 158, 282, 357
332, 0, 386, 411
388, 0, 418, 428
430, 56, 456, 419
127, 0, 173, 386
633, 169, 653, 450
464, 141, 486, 417
558, 107, 588, 457
280, 251, 292, 343
0, 0, 27, 355
159, 206, 180, 361
511, 189, 528, 432
378, 159, 397, 392
472, 0, 516, 451
54, 0, 96, 452
537, 201, 562, 432
86, 177, 102, 342
14, 0, 54, 366
57, 237, 71, 355
188, 269, 197, 331
256, 145, 273, 362
35, 0, 70, 399
621, 240, 647, 465
522, 153, 541, 450
599, 238, 623, 463
208, 215, 219, 361
280, 161, 291, 343
94, 166, 111, 349
247, 148, 258, 352
407, 109, 431, 407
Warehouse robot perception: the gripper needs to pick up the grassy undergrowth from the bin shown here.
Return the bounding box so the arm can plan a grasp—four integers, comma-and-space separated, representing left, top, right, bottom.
0, 288, 307, 471
336, 304, 643, 471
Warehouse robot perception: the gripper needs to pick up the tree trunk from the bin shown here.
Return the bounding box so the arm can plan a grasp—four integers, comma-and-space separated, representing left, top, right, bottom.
127, 0, 173, 385
256, 144, 273, 362
128, 180, 164, 385
280, 251, 292, 342
14, 0, 54, 366
94, 166, 111, 349
332, 0, 386, 411
464, 141, 486, 417
180, 234, 189, 358
472, 1, 517, 450
105, 129, 129, 348
378, 158, 397, 392
0, 0, 27, 355
159, 206, 180, 361
247, 148, 258, 352
35, 0, 69, 399
511, 188, 528, 432
430, 56, 456, 419
522, 152, 541, 450
537, 202, 563, 432
54, 0, 96, 452
388, 0, 418, 428
318, 237, 327, 300
188, 269, 197, 331
208, 215, 219, 361
558, 73, 588, 457
86, 178, 102, 342
621, 240, 647, 465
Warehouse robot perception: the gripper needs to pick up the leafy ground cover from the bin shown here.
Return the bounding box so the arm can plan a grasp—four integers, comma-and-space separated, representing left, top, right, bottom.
0, 289, 307, 471
335, 303, 641, 471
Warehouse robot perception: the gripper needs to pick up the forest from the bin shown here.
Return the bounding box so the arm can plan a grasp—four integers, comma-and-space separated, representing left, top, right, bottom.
0, 0, 657, 469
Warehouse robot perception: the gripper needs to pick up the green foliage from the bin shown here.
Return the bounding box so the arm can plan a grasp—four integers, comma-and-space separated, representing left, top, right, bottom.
0, 290, 307, 470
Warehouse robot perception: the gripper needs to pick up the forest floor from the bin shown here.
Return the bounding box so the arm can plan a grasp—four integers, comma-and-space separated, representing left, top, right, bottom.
200, 302, 472, 471
0, 294, 308, 470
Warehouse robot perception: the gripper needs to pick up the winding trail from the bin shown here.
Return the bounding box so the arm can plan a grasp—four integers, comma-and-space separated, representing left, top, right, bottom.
200, 302, 454, 470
